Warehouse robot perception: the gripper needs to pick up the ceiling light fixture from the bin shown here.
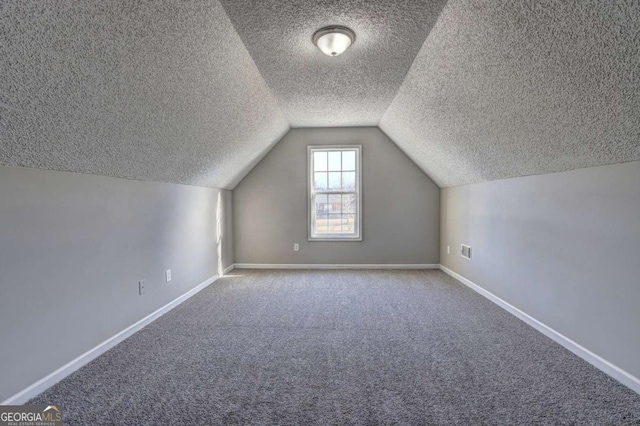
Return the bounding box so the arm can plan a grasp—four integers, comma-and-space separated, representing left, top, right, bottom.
312, 25, 355, 57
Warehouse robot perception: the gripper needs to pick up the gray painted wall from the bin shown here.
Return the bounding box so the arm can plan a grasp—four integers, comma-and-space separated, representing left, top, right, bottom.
233, 127, 440, 264
441, 161, 640, 379
221, 190, 234, 271
0, 166, 232, 401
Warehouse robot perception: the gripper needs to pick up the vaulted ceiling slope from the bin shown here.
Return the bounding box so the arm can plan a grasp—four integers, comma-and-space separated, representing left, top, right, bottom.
0, 1, 288, 189
219, 0, 448, 127
2, 1, 639, 191
380, 0, 640, 187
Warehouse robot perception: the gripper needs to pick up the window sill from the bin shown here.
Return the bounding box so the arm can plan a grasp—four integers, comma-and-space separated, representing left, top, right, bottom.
308, 237, 362, 242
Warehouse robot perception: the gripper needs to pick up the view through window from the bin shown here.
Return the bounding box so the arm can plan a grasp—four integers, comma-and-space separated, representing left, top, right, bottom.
308, 146, 361, 240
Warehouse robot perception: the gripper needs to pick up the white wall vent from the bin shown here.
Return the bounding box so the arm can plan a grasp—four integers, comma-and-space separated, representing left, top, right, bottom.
461, 244, 472, 260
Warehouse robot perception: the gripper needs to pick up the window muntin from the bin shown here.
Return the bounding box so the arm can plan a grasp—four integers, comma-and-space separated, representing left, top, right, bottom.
308, 146, 361, 241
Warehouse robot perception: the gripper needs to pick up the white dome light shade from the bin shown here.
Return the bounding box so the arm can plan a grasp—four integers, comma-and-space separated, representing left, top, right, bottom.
312, 26, 355, 57
315, 32, 352, 56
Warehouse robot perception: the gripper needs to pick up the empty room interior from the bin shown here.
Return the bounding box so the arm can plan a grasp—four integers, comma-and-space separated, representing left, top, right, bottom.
1, 0, 640, 424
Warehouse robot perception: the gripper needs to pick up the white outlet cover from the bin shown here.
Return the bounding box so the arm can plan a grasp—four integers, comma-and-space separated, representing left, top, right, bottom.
139, 280, 146, 295
165, 269, 172, 282
447, 245, 451, 254
294, 243, 299, 251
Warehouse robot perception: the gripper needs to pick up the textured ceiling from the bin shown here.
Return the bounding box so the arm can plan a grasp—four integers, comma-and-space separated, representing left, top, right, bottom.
380, 0, 640, 187
0, 1, 288, 189
219, 0, 447, 127
2, 0, 639, 190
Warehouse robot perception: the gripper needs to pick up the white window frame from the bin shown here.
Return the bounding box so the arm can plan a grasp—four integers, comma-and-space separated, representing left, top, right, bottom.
308, 145, 362, 241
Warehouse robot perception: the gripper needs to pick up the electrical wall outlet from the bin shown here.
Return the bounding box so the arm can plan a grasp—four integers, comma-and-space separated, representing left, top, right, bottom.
165, 269, 172, 283
139, 280, 146, 295
447, 245, 451, 255
293, 243, 299, 252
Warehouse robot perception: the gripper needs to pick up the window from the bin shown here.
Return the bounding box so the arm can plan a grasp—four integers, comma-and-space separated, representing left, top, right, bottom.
308, 145, 362, 241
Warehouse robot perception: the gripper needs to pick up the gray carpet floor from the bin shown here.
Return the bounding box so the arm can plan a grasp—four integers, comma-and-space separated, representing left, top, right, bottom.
30, 270, 640, 425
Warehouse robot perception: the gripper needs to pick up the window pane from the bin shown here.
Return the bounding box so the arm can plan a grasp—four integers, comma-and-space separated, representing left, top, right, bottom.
328, 151, 341, 171
315, 219, 329, 234
342, 214, 356, 233
342, 172, 356, 190
314, 172, 327, 190
314, 194, 328, 233
342, 194, 356, 213
328, 172, 341, 190
328, 194, 342, 214
342, 150, 356, 171
315, 194, 328, 214
328, 214, 341, 233
313, 151, 327, 172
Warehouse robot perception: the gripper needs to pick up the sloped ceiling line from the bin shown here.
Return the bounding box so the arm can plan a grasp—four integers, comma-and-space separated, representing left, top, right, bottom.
380, 0, 640, 187
1, 0, 639, 190
0, 0, 289, 190
218, 0, 448, 128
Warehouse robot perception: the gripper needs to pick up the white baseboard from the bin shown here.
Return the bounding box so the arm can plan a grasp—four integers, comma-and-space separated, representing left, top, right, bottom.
439, 265, 640, 395
1, 274, 219, 405
7, 266, 636, 404
233, 263, 439, 270
223, 264, 235, 275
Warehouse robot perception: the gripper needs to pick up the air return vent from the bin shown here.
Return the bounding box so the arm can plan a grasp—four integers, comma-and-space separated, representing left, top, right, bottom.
461, 244, 472, 260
